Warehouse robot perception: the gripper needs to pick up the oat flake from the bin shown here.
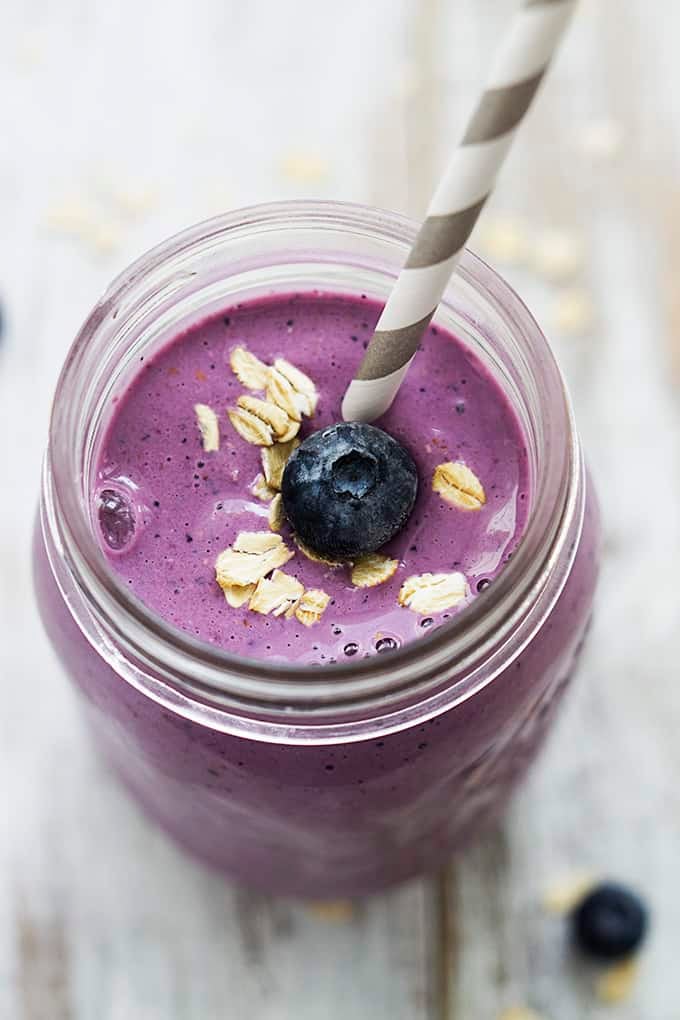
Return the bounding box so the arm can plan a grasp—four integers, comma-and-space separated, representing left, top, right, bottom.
229, 346, 269, 391
268, 493, 285, 532
398, 572, 468, 614
596, 958, 639, 1004
295, 589, 331, 627
432, 461, 486, 510
249, 570, 303, 617
215, 532, 293, 588
351, 554, 399, 589
237, 394, 297, 441
227, 406, 275, 446
261, 438, 300, 489
194, 403, 220, 452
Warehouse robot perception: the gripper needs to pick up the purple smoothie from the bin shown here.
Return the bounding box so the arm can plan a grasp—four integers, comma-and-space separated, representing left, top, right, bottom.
35, 270, 599, 897
95, 292, 530, 662
35, 496, 598, 895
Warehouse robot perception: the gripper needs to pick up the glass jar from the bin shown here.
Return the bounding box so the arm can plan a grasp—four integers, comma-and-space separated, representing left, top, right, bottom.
34, 201, 600, 897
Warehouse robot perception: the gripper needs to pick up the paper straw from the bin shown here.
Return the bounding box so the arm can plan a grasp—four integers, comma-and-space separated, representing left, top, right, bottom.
342, 0, 576, 422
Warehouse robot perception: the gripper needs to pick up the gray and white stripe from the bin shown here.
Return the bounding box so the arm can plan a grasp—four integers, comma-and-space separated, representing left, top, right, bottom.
342, 0, 576, 423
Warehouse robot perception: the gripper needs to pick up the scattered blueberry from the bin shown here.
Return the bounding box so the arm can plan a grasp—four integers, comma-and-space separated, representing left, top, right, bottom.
572, 882, 649, 961
281, 422, 418, 559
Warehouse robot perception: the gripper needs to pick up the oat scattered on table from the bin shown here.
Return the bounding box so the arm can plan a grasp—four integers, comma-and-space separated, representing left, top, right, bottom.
476, 216, 529, 265
532, 229, 584, 282
43, 197, 125, 257
280, 151, 330, 183
499, 1008, 544, 1020
43, 198, 95, 236
307, 900, 355, 922
88, 220, 123, 254
542, 872, 597, 915
15, 34, 45, 69
551, 288, 595, 336
396, 60, 421, 98
577, 117, 624, 162
596, 958, 639, 1004
108, 182, 158, 216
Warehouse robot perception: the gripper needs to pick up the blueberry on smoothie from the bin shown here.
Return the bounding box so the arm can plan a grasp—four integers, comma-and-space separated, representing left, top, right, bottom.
572, 882, 649, 961
281, 422, 418, 560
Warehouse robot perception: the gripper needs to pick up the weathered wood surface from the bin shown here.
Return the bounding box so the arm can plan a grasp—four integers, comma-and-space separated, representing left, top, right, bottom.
2, 0, 679, 1017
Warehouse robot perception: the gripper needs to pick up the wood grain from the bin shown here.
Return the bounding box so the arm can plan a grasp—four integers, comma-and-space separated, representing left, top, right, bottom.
15, 901, 73, 1020
2, 0, 679, 1018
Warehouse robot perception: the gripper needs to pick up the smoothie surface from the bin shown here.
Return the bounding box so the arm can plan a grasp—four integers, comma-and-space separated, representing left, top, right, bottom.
96, 292, 530, 664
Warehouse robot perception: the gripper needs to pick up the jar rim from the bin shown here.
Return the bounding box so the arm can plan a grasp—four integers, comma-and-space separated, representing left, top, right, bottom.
43, 199, 581, 733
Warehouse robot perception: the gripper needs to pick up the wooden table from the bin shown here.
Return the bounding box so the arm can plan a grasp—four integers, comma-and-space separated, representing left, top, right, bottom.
3, 1, 679, 1016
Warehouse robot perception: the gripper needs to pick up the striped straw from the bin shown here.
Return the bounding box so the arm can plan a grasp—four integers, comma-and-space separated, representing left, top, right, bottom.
342, 0, 576, 422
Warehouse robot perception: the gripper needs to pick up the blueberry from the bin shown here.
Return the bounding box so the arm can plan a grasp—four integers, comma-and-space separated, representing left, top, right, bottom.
572, 882, 648, 960
281, 423, 418, 560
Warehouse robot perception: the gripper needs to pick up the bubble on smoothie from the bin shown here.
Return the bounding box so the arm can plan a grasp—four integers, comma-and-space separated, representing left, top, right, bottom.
375, 636, 399, 653
98, 488, 136, 550
343, 642, 359, 657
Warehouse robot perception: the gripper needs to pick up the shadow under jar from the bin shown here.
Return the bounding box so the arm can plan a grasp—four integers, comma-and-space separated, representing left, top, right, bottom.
34, 201, 600, 897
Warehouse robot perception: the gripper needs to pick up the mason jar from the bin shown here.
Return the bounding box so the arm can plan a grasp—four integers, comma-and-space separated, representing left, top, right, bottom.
34, 201, 600, 897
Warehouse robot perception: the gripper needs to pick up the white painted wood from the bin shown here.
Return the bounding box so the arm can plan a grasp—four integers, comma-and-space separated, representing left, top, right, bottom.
2, 0, 679, 1017
443, 2, 680, 1018
1, 2, 432, 1018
